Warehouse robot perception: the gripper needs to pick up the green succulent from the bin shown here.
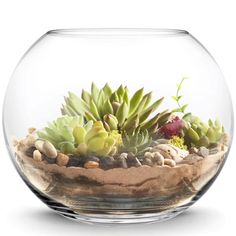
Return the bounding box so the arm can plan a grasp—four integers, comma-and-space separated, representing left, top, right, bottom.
75, 121, 121, 156
37, 115, 92, 154
61, 83, 168, 134
183, 114, 225, 148
121, 129, 152, 154
38, 116, 121, 156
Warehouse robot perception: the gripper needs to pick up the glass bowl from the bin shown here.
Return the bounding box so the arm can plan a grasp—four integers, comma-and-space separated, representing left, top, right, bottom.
3, 28, 233, 224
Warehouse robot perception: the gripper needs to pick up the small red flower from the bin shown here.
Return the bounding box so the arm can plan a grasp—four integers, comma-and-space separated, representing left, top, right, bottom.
160, 116, 184, 138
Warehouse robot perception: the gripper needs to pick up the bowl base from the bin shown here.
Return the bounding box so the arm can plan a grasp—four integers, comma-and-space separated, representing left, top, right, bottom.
28, 179, 192, 225
59, 207, 188, 225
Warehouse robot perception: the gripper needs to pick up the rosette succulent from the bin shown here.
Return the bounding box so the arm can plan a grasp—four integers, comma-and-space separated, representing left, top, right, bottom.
37, 115, 89, 154
75, 121, 121, 156
121, 129, 152, 154
37, 116, 121, 156
183, 114, 225, 148
61, 83, 169, 134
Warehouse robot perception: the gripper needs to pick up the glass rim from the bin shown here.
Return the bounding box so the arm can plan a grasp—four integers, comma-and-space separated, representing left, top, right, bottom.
46, 28, 189, 37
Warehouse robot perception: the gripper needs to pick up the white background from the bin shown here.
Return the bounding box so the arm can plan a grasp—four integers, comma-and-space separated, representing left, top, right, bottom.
0, 0, 236, 235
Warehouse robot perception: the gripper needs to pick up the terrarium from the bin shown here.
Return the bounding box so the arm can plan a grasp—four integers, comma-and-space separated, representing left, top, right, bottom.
3, 28, 233, 224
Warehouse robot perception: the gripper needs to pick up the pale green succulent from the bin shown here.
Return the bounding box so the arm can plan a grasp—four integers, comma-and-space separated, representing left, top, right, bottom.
183, 114, 225, 148
121, 129, 152, 154
37, 116, 121, 156
61, 83, 168, 134
37, 115, 92, 154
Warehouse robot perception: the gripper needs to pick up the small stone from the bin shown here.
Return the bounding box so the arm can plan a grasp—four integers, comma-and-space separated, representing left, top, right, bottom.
120, 153, 128, 159
33, 150, 43, 162
144, 152, 153, 159
25, 146, 37, 157
117, 154, 128, 168
67, 155, 81, 167
134, 157, 142, 167
153, 152, 164, 166
56, 153, 69, 167
28, 127, 36, 134
198, 146, 209, 158
164, 159, 176, 167
42, 141, 57, 158
183, 154, 203, 162
142, 157, 153, 166
85, 156, 100, 163
84, 161, 99, 169
43, 155, 56, 164
189, 147, 199, 154
209, 147, 220, 155
35, 140, 44, 153
100, 156, 115, 169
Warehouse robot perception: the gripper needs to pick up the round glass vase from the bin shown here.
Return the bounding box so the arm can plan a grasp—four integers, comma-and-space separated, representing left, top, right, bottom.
3, 28, 233, 224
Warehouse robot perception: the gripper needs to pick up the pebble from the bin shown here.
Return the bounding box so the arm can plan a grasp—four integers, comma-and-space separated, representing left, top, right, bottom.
85, 156, 100, 163
209, 147, 220, 155
25, 146, 37, 157
189, 147, 199, 154
142, 157, 153, 166
144, 152, 153, 159
56, 153, 69, 167
35, 140, 45, 153
84, 161, 99, 169
183, 154, 203, 162
67, 155, 81, 167
134, 157, 142, 167
42, 141, 58, 158
164, 159, 176, 167
153, 152, 164, 166
117, 154, 128, 169
44, 155, 56, 164
33, 150, 43, 162
198, 146, 209, 158
100, 156, 115, 169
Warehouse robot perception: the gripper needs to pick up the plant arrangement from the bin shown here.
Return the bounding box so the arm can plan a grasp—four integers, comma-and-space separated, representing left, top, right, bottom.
18, 79, 227, 170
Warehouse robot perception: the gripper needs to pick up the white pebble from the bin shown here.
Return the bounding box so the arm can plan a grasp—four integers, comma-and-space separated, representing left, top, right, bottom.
33, 150, 42, 162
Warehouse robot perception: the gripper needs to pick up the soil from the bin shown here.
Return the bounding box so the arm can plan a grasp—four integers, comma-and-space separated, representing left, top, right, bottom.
15, 142, 227, 208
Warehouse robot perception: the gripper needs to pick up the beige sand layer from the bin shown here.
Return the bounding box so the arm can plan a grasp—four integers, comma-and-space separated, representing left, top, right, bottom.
15, 146, 226, 202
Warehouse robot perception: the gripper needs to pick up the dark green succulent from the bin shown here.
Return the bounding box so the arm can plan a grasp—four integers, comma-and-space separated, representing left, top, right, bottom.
121, 129, 152, 154
61, 83, 168, 134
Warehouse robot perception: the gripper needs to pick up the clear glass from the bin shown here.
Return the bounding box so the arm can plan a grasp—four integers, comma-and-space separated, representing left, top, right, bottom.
3, 28, 234, 224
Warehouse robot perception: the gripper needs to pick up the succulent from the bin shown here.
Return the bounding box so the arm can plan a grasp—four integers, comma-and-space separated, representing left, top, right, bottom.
121, 129, 152, 154
183, 114, 225, 148
76, 121, 121, 156
61, 83, 169, 134
159, 116, 184, 138
37, 115, 92, 154
38, 116, 121, 156
169, 136, 187, 150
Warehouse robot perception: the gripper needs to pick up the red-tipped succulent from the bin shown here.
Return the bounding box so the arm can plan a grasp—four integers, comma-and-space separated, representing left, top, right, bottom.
159, 116, 184, 138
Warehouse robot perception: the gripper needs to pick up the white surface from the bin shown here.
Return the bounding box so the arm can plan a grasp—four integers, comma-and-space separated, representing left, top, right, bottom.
0, 0, 236, 235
